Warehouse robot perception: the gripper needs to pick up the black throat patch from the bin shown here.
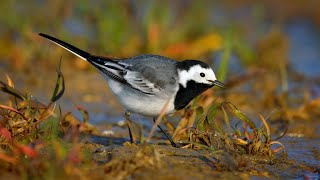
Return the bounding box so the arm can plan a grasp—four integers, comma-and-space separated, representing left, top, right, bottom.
174, 80, 213, 111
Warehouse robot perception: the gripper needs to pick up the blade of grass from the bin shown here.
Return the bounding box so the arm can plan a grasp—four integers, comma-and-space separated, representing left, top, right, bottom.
0, 80, 26, 100
75, 105, 89, 123
226, 102, 256, 130
280, 63, 288, 93
197, 103, 222, 132
221, 106, 231, 134
50, 58, 65, 103
5, 74, 14, 87
217, 27, 233, 81
259, 114, 270, 143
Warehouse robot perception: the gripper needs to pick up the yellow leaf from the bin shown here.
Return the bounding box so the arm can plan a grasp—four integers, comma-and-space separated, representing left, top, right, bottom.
189, 33, 223, 57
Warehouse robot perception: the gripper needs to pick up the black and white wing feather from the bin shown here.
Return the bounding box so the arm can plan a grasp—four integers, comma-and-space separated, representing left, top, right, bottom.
121, 66, 161, 94
89, 58, 161, 94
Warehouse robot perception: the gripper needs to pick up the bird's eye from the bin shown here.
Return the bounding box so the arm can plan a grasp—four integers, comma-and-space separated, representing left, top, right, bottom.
200, 72, 205, 77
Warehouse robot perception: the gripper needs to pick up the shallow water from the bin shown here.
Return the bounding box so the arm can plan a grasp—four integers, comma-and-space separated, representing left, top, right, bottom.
280, 137, 320, 178
283, 137, 320, 166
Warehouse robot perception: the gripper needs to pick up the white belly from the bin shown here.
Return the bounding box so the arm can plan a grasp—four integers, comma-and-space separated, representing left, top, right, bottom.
107, 78, 176, 117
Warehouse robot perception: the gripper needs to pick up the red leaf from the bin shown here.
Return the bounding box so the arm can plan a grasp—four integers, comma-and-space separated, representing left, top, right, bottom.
16, 144, 38, 158
0, 126, 12, 142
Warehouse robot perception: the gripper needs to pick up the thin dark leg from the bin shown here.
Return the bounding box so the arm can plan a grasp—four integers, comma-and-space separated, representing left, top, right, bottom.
127, 125, 133, 143
153, 117, 178, 148
125, 111, 133, 143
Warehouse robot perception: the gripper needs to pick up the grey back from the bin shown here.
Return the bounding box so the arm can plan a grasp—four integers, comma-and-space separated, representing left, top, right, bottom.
120, 54, 179, 92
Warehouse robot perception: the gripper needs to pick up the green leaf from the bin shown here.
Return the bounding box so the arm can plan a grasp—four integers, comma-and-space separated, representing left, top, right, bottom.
226, 102, 256, 130
51, 58, 65, 103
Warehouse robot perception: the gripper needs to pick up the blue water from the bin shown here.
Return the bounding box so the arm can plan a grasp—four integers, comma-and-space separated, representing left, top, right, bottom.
286, 21, 320, 78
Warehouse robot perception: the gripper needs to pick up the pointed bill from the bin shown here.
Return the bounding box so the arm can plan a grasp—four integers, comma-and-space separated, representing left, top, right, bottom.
210, 80, 225, 88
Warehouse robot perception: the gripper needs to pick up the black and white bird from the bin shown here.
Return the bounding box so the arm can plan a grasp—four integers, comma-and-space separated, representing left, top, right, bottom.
39, 33, 225, 146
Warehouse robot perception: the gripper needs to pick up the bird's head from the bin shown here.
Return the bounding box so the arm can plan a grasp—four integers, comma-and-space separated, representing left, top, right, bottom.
177, 60, 225, 88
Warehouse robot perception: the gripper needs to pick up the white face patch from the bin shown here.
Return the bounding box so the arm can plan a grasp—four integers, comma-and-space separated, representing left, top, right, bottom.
178, 65, 217, 88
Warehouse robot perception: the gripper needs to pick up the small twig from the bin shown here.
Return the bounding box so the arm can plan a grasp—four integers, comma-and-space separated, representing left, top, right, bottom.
0, 104, 28, 120
39, 103, 57, 121
273, 128, 288, 141
270, 141, 286, 153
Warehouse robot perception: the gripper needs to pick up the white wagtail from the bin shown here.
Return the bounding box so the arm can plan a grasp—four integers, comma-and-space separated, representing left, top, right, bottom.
39, 33, 225, 146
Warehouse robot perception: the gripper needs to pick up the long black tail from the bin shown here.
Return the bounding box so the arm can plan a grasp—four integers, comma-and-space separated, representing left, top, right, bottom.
39, 33, 91, 60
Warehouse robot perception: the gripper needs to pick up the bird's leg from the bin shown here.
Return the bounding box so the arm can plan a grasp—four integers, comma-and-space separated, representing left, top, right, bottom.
124, 111, 134, 143
153, 117, 178, 148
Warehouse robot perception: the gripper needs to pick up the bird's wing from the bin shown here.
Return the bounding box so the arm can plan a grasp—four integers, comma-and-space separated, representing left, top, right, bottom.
119, 54, 178, 91
118, 63, 161, 94
89, 57, 160, 94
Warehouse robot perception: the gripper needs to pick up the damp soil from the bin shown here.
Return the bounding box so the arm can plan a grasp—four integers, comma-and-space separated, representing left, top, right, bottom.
81, 118, 320, 179
79, 136, 319, 179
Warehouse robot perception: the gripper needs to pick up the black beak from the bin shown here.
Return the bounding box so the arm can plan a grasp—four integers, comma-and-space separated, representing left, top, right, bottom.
209, 80, 225, 88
